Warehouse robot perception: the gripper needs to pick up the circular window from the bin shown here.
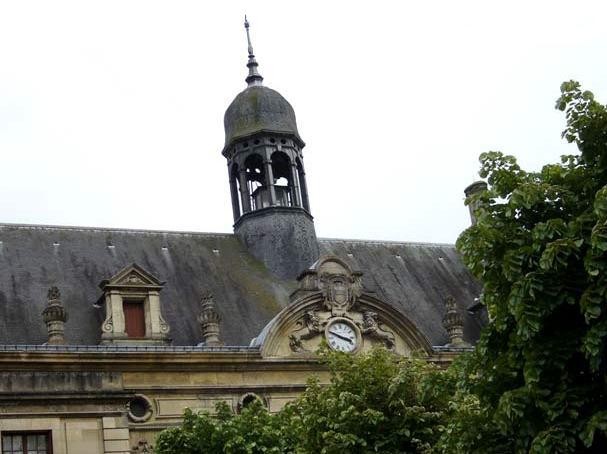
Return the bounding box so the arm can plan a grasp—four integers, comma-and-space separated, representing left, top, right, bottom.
128, 395, 154, 422
237, 392, 266, 413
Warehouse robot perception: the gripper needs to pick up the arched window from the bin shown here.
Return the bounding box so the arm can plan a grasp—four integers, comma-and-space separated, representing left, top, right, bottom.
237, 392, 266, 413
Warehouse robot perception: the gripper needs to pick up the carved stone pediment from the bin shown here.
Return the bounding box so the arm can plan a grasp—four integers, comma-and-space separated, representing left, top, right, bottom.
255, 255, 432, 358
100, 263, 164, 290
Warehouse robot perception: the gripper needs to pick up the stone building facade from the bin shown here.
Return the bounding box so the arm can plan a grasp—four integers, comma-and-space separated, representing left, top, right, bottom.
0, 20, 483, 454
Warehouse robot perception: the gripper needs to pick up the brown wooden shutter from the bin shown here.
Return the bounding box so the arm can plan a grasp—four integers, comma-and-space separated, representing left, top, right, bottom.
124, 301, 145, 338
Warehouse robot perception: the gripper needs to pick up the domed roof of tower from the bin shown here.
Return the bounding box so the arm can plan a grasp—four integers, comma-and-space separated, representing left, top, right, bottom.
224, 85, 301, 147
223, 17, 302, 149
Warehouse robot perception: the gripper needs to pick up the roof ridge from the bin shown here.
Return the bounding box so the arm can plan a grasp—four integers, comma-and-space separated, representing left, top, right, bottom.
318, 237, 455, 247
0, 222, 234, 238
0, 223, 456, 246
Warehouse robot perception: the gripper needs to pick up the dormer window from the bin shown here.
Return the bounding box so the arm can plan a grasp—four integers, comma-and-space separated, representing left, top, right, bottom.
98, 263, 170, 345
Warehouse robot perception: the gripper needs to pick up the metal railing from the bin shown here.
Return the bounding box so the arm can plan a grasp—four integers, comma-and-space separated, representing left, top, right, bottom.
0, 344, 259, 353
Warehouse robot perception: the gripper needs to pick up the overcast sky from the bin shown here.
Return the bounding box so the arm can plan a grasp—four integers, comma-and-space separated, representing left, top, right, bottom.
1, 1, 606, 244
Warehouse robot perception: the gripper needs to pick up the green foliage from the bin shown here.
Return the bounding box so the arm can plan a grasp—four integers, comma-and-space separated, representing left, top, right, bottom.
155, 399, 294, 454
451, 81, 607, 453
155, 348, 452, 454
286, 348, 449, 453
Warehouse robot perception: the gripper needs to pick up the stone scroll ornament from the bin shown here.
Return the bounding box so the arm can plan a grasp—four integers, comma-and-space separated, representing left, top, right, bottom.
319, 272, 363, 316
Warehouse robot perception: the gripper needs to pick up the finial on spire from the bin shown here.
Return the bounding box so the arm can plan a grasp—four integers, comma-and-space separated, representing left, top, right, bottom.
244, 15, 263, 87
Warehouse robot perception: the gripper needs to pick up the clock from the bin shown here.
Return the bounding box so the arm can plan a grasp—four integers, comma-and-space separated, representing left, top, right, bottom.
325, 318, 360, 353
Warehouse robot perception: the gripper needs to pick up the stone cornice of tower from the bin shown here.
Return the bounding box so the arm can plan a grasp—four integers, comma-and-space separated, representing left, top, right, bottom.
222, 130, 305, 160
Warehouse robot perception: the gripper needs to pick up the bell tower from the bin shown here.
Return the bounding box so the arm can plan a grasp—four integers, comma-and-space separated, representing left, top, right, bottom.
222, 17, 319, 280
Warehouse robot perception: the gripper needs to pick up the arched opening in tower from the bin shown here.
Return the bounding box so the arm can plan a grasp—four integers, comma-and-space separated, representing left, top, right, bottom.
244, 153, 267, 210
230, 163, 242, 219
271, 151, 296, 207
296, 157, 310, 212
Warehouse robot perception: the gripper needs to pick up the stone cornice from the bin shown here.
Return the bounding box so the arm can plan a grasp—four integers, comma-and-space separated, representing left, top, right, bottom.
0, 349, 325, 372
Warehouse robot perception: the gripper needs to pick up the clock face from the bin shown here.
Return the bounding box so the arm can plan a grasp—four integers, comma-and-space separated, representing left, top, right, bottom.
326, 321, 358, 352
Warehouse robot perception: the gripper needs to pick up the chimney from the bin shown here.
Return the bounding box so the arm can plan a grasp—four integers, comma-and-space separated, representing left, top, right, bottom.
464, 181, 487, 225
198, 294, 222, 346
42, 286, 68, 345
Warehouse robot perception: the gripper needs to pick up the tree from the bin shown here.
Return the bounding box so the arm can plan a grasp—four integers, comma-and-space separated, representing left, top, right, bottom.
154, 399, 294, 453
449, 81, 607, 453
285, 348, 450, 453
155, 348, 452, 454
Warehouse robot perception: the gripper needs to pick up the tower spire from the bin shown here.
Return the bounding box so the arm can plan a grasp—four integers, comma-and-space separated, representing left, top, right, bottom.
244, 15, 263, 86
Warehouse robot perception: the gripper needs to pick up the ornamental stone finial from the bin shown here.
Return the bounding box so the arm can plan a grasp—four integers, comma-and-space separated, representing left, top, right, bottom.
244, 15, 263, 86
198, 294, 222, 346
442, 295, 468, 347
42, 286, 68, 345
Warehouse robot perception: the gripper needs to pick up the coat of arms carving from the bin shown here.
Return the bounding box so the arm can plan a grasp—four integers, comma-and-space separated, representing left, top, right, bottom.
320, 272, 362, 316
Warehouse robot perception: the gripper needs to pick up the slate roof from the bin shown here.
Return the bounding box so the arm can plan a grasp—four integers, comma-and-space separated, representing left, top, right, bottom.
0, 223, 482, 347
223, 86, 302, 148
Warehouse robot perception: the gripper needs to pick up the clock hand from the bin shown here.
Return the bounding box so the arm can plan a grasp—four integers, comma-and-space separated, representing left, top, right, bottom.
329, 330, 354, 344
